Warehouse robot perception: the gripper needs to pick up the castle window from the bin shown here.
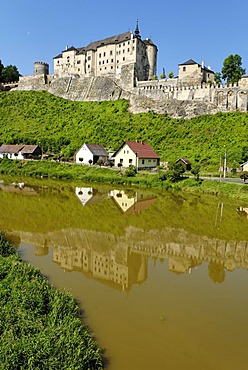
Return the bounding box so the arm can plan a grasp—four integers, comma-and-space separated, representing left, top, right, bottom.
88, 56, 91, 61
123, 43, 125, 46
102, 60, 104, 64
111, 66, 113, 69
183, 66, 186, 72
106, 59, 108, 63
87, 64, 90, 68
105, 67, 107, 70
78, 68, 80, 71
57, 60, 60, 64
99, 61, 101, 65
128, 41, 130, 45
77, 60, 81, 64
110, 50, 113, 55
123, 50, 125, 53
111, 59, 114, 63
117, 60, 119, 63
103, 52, 106, 57
99, 53, 101, 58
127, 48, 130, 52
100, 68, 102, 71
123, 57, 125, 61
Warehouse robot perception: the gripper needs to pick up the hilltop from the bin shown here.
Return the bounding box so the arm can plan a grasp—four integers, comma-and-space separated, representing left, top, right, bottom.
0, 90, 248, 170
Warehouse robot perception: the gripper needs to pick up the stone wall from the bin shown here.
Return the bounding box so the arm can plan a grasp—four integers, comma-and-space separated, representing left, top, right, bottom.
10, 73, 248, 118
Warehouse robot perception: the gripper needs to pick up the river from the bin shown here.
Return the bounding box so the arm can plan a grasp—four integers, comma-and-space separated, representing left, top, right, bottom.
1, 177, 248, 370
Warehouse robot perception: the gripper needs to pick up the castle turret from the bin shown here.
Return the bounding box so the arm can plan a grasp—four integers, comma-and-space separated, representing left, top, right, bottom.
34, 61, 49, 76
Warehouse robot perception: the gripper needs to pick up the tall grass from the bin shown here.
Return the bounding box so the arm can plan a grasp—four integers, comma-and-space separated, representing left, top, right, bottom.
0, 232, 104, 370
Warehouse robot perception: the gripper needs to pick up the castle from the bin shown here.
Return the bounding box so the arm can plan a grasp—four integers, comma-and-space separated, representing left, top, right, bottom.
6, 22, 248, 118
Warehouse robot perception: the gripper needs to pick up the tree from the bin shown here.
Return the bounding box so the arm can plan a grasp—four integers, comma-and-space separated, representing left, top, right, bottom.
97, 158, 104, 167
160, 67, 166, 79
0, 60, 4, 82
1, 65, 21, 82
221, 54, 245, 84
168, 71, 174, 79
191, 164, 201, 180
78, 157, 83, 165
88, 159, 93, 165
214, 72, 222, 84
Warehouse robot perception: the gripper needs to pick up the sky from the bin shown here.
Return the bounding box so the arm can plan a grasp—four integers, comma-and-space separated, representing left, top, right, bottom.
1, 0, 248, 78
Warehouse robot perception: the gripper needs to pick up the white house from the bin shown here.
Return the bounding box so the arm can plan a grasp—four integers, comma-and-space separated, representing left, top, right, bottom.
240, 161, 248, 172
112, 141, 160, 170
75, 143, 109, 165
0, 144, 42, 160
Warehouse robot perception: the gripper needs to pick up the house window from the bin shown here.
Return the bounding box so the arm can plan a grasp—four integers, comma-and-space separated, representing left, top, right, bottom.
129, 159, 133, 163
142, 159, 145, 164
127, 150, 129, 154
183, 66, 186, 72
120, 159, 123, 163
148, 159, 151, 162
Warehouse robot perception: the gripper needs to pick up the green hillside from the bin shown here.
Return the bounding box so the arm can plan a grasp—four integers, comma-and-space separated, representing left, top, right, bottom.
0, 90, 248, 169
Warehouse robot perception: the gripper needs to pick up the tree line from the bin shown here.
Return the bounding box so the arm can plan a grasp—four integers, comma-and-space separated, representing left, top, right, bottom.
0, 59, 21, 83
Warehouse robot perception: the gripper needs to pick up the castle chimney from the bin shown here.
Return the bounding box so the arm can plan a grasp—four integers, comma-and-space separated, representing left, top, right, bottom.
65, 45, 68, 50
201, 60, 205, 69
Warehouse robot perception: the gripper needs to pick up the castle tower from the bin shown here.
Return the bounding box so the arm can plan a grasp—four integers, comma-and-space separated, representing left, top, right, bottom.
34, 61, 49, 76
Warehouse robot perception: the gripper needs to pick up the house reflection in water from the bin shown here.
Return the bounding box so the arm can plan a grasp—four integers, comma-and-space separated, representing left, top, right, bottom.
75, 187, 107, 206
109, 189, 157, 214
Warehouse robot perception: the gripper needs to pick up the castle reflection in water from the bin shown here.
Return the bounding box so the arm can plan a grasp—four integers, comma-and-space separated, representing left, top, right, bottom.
13, 187, 247, 291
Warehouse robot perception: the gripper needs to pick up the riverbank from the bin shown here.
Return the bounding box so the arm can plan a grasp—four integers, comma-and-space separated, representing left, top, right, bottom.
1, 159, 248, 201
0, 232, 104, 370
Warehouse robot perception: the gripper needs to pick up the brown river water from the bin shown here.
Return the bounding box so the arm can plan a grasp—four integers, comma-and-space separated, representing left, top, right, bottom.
1, 177, 248, 370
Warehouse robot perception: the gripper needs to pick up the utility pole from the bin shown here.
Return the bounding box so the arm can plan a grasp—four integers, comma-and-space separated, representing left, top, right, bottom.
223, 147, 227, 179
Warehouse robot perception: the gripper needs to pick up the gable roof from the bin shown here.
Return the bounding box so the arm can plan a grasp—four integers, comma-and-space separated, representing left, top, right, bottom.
179, 59, 199, 66
21, 145, 40, 154
0, 144, 40, 154
113, 141, 160, 159
85, 144, 108, 156
176, 158, 191, 165
0, 144, 24, 153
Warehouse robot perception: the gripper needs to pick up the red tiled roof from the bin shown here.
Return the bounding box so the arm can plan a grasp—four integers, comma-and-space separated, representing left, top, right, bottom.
125, 141, 160, 159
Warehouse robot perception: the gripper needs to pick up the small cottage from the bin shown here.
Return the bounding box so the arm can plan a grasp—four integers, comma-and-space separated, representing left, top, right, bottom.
112, 141, 160, 170
0, 144, 42, 160
176, 158, 191, 171
75, 143, 109, 165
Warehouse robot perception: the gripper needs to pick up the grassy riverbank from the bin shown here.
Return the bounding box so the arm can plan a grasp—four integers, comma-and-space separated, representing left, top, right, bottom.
1, 90, 248, 169
0, 233, 103, 370
1, 158, 248, 201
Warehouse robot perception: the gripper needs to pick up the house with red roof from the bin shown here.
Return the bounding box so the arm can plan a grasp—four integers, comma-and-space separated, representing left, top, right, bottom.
112, 141, 160, 170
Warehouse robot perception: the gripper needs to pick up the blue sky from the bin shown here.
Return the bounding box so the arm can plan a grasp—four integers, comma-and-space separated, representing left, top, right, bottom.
1, 0, 248, 78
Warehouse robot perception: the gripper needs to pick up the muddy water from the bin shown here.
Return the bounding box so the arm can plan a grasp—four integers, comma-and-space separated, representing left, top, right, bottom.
1, 178, 248, 370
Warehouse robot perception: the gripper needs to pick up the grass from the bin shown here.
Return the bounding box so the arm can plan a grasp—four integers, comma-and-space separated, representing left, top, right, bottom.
0, 90, 248, 168
0, 232, 104, 370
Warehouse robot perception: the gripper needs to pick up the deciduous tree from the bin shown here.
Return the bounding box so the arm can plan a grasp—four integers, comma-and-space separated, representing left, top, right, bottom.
221, 54, 245, 84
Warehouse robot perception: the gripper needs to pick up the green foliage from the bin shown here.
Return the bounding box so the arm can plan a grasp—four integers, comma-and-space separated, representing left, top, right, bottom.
0, 91, 248, 170
240, 171, 248, 182
214, 72, 222, 84
97, 159, 104, 167
0, 234, 103, 369
221, 54, 246, 84
191, 163, 201, 180
168, 71, 174, 79
0, 60, 21, 82
124, 165, 136, 177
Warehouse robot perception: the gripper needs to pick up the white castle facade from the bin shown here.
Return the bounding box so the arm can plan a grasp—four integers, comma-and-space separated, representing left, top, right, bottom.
53, 23, 157, 86
7, 22, 248, 117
